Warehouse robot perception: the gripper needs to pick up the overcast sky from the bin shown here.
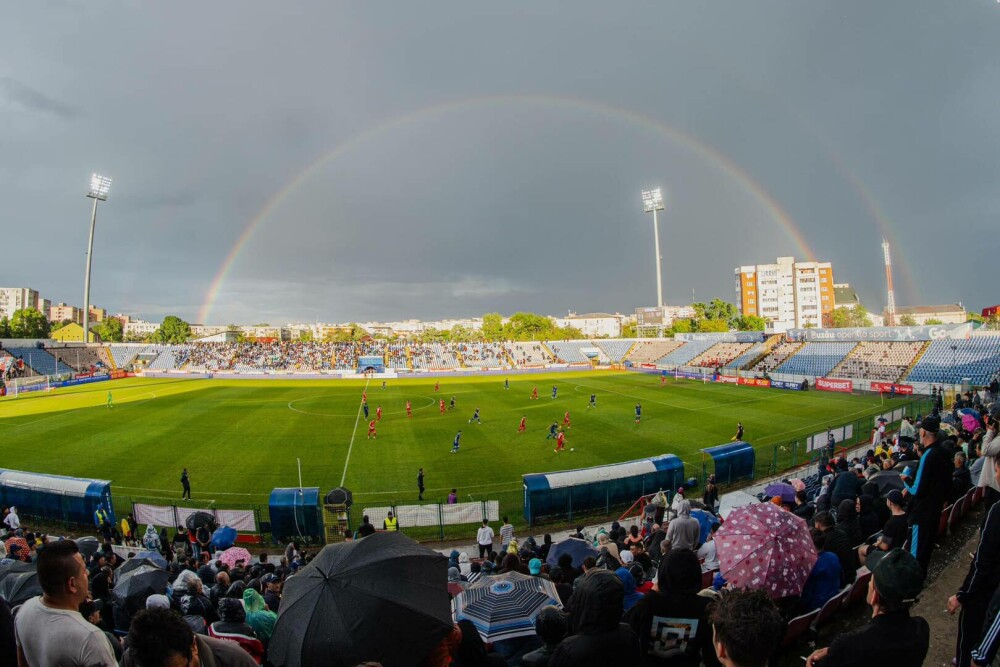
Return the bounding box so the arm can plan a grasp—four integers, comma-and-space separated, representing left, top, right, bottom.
4, 2, 998, 325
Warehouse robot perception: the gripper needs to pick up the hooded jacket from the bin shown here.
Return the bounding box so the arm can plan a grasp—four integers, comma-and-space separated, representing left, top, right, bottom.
550, 570, 640, 667
665, 501, 700, 551
616, 568, 644, 613
243, 588, 277, 642
625, 549, 720, 667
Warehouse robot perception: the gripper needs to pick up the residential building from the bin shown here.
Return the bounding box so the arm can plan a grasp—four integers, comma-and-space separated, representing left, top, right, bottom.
891, 304, 967, 325
49, 303, 83, 325
552, 313, 623, 338
88, 306, 106, 322
735, 257, 835, 331
123, 319, 160, 338
38, 298, 51, 319
0, 287, 40, 320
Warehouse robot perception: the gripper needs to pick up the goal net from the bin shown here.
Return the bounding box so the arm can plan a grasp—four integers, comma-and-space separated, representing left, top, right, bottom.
8, 375, 51, 397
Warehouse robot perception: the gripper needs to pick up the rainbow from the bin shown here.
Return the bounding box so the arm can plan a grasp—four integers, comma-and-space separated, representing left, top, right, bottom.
198, 94, 817, 324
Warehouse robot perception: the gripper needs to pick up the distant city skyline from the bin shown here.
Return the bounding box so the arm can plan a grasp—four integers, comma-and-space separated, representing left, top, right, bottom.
5, 3, 998, 323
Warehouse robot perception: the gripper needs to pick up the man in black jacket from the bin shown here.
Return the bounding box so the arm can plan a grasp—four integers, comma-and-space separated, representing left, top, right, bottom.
550, 569, 640, 667
814, 511, 855, 586
625, 548, 720, 667
903, 415, 954, 575
948, 456, 1000, 667
805, 549, 928, 666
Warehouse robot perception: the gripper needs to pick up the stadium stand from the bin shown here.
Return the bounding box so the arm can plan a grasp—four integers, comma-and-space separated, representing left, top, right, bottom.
147, 346, 190, 370
108, 344, 156, 369
2, 346, 74, 376
721, 341, 767, 371
905, 336, 1000, 385
688, 342, 754, 368
410, 343, 460, 369
595, 339, 634, 362
626, 340, 684, 364
749, 342, 804, 374
774, 342, 857, 377
548, 341, 594, 364
45, 346, 108, 372
386, 343, 409, 369
657, 340, 715, 366
506, 342, 552, 366
829, 341, 924, 382
457, 343, 506, 368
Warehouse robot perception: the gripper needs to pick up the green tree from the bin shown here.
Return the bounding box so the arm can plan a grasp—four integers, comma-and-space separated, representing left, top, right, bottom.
705, 298, 738, 323
898, 314, 917, 326
621, 322, 637, 337
298, 329, 314, 342
924, 318, 944, 325
481, 313, 504, 341
151, 315, 192, 344
669, 318, 694, 335
505, 312, 554, 341
696, 318, 729, 333
10, 308, 50, 338
450, 324, 478, 342
0, 316, 9, 338
829, 305, 872, 328
733, 315, 767, 331
96, 317, 124, 342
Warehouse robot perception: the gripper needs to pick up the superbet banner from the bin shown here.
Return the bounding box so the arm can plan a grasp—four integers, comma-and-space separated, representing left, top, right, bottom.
816, 377, 853, 393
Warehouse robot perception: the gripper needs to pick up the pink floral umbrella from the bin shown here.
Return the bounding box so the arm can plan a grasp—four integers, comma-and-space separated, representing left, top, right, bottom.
218, 546, 252, 570
715, 502, 817, 599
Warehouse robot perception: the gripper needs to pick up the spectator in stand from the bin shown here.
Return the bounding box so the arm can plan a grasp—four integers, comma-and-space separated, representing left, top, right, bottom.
792, 489, 814, 522
616, 567, 643, 614
830, 466, 862, 505
697, 524, 720, 573
835, 499, 864, 548
626, 548, 720, 667
357, 515, 376, 538
208, 598, 264, 663
499, 517, 515, 553
799, 529, 842, 614
476, 520, 495, 559
709, 588, 785, 667
903, 414, 954, 575
806, 549, 928, 666
856, 495, 880, 542
859, 490, 909, 562
15, 540, 117, 667
949, 457, 1000, 667
549, 569, 640, 667
521, 606, 568, 667
124, 607, 257, 667
702, 475, 719, 511
813, 511, 854, 586
666, 500, 700, 552
953, 452, 973, 501
262, 574, 281, 613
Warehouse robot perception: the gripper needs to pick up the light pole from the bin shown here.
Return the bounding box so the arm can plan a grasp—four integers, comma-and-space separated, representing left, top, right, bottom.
641, 188, 665, 308
83, 174, 112, 344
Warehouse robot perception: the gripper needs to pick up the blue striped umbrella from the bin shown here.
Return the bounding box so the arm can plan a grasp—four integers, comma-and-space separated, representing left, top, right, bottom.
454, 572, 562, 642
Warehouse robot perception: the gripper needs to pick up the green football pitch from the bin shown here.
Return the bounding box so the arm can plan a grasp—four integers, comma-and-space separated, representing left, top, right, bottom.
0, 372, 889, 512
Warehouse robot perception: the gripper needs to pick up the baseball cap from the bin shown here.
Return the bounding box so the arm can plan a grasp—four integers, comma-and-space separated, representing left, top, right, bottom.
886, 489, 904, 505
528, 558, 542, 575
262, 573, 277, 584
919, 415, 940, 433
145, 594, 171, 610
865, 549, 923, 607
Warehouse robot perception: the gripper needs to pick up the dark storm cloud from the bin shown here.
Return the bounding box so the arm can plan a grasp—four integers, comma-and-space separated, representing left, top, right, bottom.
0, 77, 80, 119
4, 1, 999, 324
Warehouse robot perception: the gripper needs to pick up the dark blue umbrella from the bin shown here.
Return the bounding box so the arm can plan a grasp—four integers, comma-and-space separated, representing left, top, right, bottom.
544, 537, 598, 569
113, 564, 169, 602
211, 526, 237, 550
690, 509, 721, 545
132, 550, 168, 568
454, 572, 561, 642
0, 570, 40, 606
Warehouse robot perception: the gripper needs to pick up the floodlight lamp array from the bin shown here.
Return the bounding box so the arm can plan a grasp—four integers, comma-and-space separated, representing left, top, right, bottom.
641, 188, 664, 212
88, 173, 112, 200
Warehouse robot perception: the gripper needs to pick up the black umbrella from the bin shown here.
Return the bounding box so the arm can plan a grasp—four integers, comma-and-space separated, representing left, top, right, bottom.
185, 511, 217, 532
268, 532, 453, 667
75, 536, 101, 560
118, 557, 162, 577
324, 487, 353, 507
544, 537, 598, 569
869, 471, 905, 496
113, 564, 169, 602
0, 560, 34, 586
0, 571, 41, 606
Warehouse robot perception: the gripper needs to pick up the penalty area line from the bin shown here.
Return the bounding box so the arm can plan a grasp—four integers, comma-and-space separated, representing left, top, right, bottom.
339, 376, 371, 488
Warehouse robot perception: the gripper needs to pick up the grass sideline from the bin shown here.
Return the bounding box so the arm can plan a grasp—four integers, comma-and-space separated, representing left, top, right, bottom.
0, 372, 891, 515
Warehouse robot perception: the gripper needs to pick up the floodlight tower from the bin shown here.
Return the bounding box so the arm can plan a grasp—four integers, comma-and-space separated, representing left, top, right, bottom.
83, 174, 112, 343
882, 238, 895, 326
641, 188, 665, 308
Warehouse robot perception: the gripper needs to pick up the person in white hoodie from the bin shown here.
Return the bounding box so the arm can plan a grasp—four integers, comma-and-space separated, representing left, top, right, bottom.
977, 414, 1000, 515
3, 507, 19, 533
